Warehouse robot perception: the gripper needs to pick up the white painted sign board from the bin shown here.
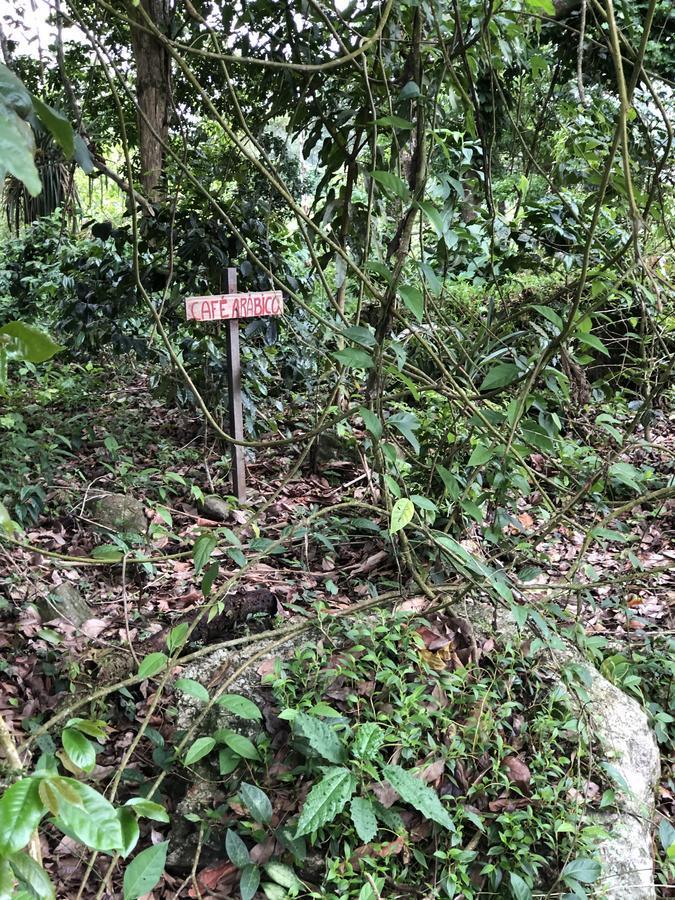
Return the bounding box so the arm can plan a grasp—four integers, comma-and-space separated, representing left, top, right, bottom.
185, 291, 284, 322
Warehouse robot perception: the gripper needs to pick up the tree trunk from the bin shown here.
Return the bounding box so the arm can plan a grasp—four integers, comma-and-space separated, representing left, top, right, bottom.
129, 0, 172, 200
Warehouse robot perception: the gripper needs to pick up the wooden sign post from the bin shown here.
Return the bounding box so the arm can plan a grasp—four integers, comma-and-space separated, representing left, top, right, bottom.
185, 267, 284, 503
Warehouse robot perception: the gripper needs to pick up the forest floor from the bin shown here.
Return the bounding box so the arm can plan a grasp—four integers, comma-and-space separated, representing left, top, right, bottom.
0, 363, 673, 897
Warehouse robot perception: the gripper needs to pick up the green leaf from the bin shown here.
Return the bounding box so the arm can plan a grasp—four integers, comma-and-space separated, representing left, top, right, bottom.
123, 841, 168, 900
340, 325, 376, 348
399, 285, 424, 322
51, 778, 123, 851
525, 0, 555, 14
293, 711, 346, 764
239, 782, 273, 825
561, 858, 601, 884
468, 443, 493, 467
124, 798, 170, 823
432, 532, 491, 578
73, 133, 94, 173
225, 829, 250, 868
381, 765, 454, 831
295, 767, 356, 837
0, 63, 33, 116
30, 95, 74, 157
352, 723, 385, 761
418, 201, 445, 238
240, 865, 260, 900
375, 115, 413, 129
263, 862, 300, 890
193, 532, 217, 575
359, 407, 382, 440
7, 852, 54, 900
138, 652, 168, 680
350, 796, 378, 843
0, 778, 45, 855
480, 363, 519, 391
217, 694, 263, 720
218, 748, 241, 775
174, 678, 209, 703
183, 737, 216, 766
0, 322, 63, 364
91, 544, 124, 562
0, 106, 40, 196
0, 501, 19, 536
62, 728, 96, 773
509, 872, 532, 900
116, 808, 140, 858
576, 332, 609, 357
389, 498, 414, 535
333, 348, 373, 369
532, 304, 563, 331
0, 858, 13, 898
370, 170, 410, 199
166, 622, 189, 653
387, 411, 420, 453
221, 732, 260, 761
398, 80, 420, 100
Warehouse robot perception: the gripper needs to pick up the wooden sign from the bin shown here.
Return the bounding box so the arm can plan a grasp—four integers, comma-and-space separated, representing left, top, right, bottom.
186, 291, 283, 322
186, 270, 284, 503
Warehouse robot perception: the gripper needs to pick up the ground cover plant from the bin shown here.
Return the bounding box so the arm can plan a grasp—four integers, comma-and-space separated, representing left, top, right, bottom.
0, 0, 674, 898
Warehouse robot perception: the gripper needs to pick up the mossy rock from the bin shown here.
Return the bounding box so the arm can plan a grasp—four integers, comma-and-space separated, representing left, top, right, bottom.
89, 493, 146, 534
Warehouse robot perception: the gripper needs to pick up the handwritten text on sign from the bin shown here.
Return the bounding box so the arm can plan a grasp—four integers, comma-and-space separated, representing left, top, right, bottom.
185, 291, 283, 322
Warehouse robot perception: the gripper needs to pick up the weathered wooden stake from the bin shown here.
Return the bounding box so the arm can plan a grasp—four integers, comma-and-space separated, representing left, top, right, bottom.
226, 267, 247, 502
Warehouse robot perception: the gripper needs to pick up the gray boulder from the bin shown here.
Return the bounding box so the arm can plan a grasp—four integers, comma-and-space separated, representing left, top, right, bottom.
36, 582, 92, 626
89, 493, 146, 534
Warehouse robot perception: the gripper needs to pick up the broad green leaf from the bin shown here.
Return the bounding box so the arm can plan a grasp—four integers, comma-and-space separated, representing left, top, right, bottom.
240, 865, 260, 900
116, 808, 140, 858
333, 348, 373, 369
138, 652, 168, 680
560, 858, 601, 884
532, 304, 563, 331
370, 170, 410, 199
62, 728, 96, 772
389, 498, 414, 534
0, 106, 40, 195
398, 80, 420, 100
193, 532, 217, 575
295, 767, 356, 837
411, 494, 437, 513
293, 711, 346, 764
51, 778, 123, 851
418, 201, 445, 238
0, 858, 13, 897
399, 284, 424, 322
468, 443, 493, 467
0, 779, 45, 855
239, 782, 273, 825
375, 115, 413, 129
225, 829, 250, 868
183, 737, 216, 766
123, 841, 168, 899
217, 694, 262, 720
340, 325, 376, 348
7, 852, 54, 900
433, 532, 490, 578
525, 0, 555, 13
0, 322, 63, 364
352, 723, 385, 761
30, 95, 74, 157
350, 796, 377, 843
221, 732, 260, 761
91, 544, 124, 562
359, 407, 382, 440
219, 748, 241, 775
381, 765, 454, 831
263, 862, 301, 890
387, 411, 420, 453
166, 622, 189, 653
509, 872, 532, 900
73, 133, 94, 173
174, 678, 209, 703
66, 718, 108, 742
576, 332, 609, 357
0, 63, 32, 116
480, 363, 519, 391
0, 501, 19, 536
124, 798, 170, 823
